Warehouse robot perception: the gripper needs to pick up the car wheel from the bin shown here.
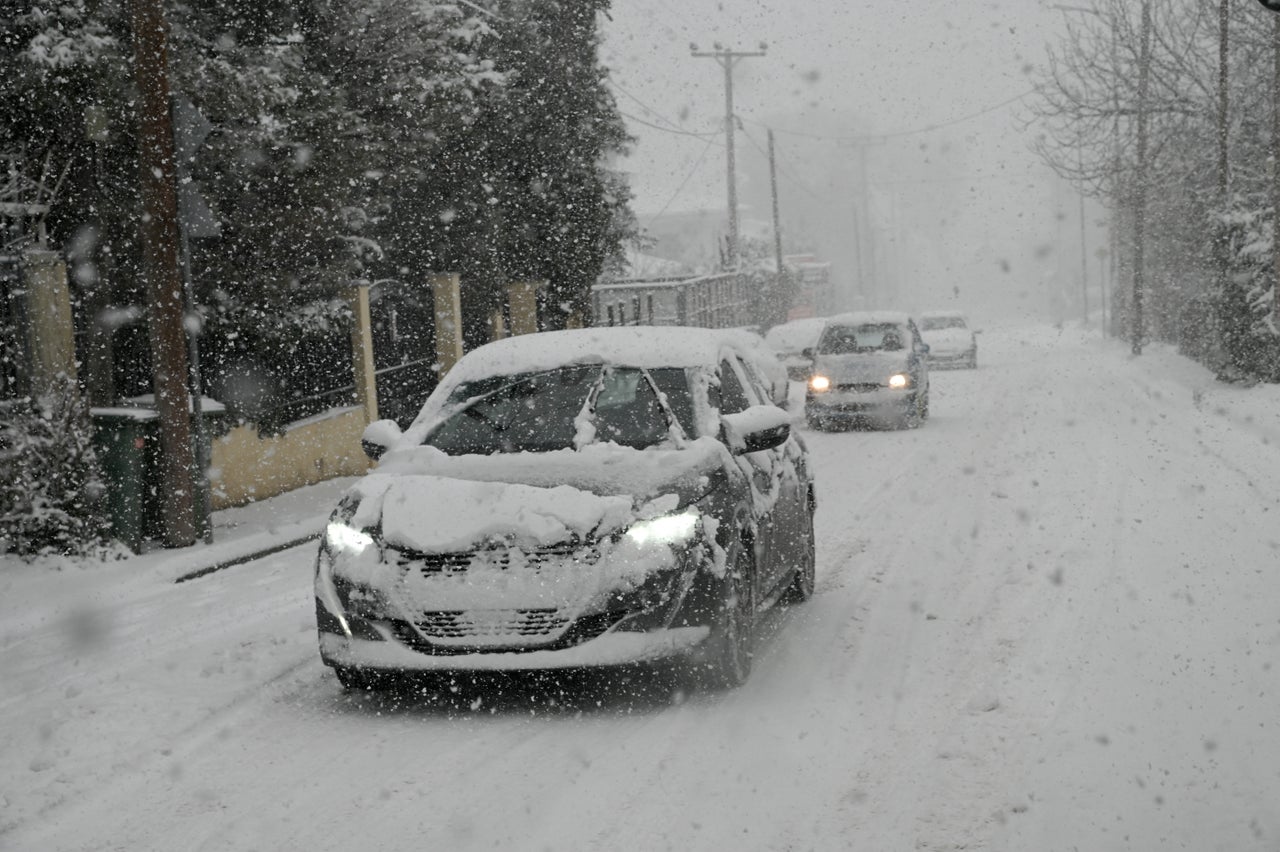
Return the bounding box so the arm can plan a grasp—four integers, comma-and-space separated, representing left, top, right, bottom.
701, 544, 756, 689
919, 390, 930, 421
781, 489, 816, 604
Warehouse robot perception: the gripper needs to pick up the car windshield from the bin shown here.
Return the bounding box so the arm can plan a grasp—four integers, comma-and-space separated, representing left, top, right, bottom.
818, 323, 907, 353
920, 316, 967, 331
425, 365, 690, 455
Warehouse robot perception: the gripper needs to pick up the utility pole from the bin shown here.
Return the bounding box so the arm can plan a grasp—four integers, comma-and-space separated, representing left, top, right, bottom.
691, 44, 765, 270
1078, 149, 1089, 325
838, 139, 886, 306
1132, 0, 1152, 355
1273, 12, 1280, 329
767, 129, 787, 324
130, 0, 197, 546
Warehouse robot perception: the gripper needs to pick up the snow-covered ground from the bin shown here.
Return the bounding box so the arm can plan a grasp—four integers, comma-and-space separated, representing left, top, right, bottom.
3, 323, 1279, 851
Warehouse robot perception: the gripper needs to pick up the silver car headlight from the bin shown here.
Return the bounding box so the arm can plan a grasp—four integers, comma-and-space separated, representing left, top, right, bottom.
888, 373, 909, 389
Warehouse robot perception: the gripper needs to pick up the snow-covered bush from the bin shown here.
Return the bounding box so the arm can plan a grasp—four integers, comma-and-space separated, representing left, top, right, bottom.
1215, 207, 1280, 383
0, 381, 109, 559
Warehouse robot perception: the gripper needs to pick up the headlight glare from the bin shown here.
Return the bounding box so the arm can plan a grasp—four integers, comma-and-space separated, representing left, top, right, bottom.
625, 509, 700, 547
809, 374, 831, 392
888, 373, 909, 389
325, 521, 374, 555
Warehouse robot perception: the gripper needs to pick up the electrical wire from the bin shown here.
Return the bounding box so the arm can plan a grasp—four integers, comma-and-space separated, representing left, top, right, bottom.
740, 88, 1036, 143
644, 137, 718, 227
619, 109, 724, 142
737, 125, 840, 204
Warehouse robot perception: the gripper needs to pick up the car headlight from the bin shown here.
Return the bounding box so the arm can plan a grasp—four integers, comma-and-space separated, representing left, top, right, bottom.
324, 520, 374, 556
809, 374, 831, 392
625, 509, 700, 547
888, 373, 909, 389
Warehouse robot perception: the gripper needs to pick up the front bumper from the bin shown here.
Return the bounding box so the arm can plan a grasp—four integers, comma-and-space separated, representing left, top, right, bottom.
315, 530, 720, 672
319, 625, 710, 672
927, 348, 975, 367
806, 387, 919, 419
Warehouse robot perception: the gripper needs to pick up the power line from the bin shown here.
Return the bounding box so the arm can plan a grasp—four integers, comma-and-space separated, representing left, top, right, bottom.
644, 137, 718, 227
618, 109, 723, 141
738, 125, 839, 203
740, 88, 1036, 143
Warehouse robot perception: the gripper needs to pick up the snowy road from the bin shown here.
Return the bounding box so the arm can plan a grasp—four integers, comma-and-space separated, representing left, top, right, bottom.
4, 326, 1280, 851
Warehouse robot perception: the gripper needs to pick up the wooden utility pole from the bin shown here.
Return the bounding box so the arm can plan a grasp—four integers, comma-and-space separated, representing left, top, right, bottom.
767, 129, 786, 324
1131, 0, 1152, 355
130, 0, 197, 545
1273, 13, 1280, 329
691, 45, 765, 271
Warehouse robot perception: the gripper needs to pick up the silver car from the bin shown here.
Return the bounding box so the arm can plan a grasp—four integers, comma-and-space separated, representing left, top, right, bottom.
803, 311, 931, 430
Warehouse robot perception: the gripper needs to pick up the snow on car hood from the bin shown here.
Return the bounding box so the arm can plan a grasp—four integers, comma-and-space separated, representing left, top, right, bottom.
358, 474, 634, 553
813, 350, 912, 383
921, 328, 973, 354
345, 437, 728, 552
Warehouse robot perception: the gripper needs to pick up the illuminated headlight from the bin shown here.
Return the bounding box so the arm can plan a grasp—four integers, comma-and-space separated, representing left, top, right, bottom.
324, 521, 374, 555
888, 373, 909, 389
625, 509, 700, 547
809, 375, 831, 393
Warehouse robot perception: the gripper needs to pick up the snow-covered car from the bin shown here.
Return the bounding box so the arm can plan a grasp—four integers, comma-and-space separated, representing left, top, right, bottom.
804, 311, 931, 430
765, 317, 828, 380
918, 310, 977, 369
315, 327, 816, 690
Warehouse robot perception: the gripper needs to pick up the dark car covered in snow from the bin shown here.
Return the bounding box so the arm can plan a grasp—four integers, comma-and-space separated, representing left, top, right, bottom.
315, 327, 816, 690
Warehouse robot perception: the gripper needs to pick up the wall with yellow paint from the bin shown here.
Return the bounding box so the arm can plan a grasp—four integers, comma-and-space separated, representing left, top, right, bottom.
208, 406, 371, 510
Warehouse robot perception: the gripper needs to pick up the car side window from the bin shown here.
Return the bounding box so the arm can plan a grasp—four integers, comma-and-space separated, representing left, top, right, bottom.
716, 359, 753, 415
734, 356, 773, 405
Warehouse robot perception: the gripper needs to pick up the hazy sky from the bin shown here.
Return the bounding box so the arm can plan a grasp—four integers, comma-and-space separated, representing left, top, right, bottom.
602, 1, 1103, 319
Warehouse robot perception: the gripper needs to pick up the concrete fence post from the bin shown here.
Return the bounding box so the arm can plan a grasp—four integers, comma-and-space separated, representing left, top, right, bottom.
20, 249, 78, 399
430, 272, 464, 376
345, 282, 378, 424
507, 280, 546, 336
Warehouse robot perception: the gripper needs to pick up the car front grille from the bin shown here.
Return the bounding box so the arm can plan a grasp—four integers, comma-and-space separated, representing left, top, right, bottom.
390, 610, 624, 655
413, 608, 570, 639
393, 542, 603, 578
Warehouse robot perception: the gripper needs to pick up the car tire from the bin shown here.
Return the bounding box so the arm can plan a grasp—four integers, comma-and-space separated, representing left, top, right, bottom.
701, 544, 756, 689
781, 488, 816, 604
919, 390, 930, 421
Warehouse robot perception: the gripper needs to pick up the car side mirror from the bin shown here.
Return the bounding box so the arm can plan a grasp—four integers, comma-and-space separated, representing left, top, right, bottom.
361, 418, 402, 461
721, 405, 791, 454
917, 342, 931, 354
802, 347, 815, 359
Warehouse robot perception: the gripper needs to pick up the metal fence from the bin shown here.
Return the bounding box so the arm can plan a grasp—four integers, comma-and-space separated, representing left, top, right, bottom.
592, 272, 755, 330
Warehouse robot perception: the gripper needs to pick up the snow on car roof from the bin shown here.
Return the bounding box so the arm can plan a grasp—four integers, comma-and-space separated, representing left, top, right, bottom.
823, 310, 913, 327
765, 317, 827, 350
441, 327, 735, 387
920, 310, 967, 320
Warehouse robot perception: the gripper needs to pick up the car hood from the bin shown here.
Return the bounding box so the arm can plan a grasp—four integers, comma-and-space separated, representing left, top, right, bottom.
921, 329, 973, 353
812, 351, 912, 383
345, 438, 728, 553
